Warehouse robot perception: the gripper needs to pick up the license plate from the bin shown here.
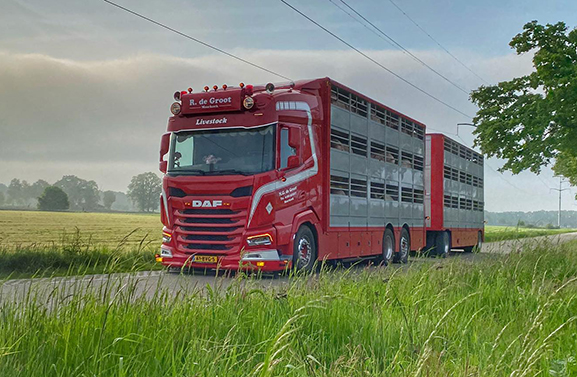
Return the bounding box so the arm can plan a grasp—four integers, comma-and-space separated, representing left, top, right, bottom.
193, 255, 218, 263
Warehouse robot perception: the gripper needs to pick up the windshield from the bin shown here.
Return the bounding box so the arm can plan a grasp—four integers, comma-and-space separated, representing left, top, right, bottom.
169, 124, 275, 175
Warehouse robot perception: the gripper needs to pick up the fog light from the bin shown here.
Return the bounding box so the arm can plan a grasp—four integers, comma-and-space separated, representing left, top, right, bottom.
155, 254, 163, 263
243, 96, 254, 110
170, 102, 181, 115
256, 261, 265, 267
246, 233, 272, 246
162, 232, 172, 244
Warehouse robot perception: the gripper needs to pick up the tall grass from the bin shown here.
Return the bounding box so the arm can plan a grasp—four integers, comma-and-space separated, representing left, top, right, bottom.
1, 242, 576, 376
0, 228, 159, 278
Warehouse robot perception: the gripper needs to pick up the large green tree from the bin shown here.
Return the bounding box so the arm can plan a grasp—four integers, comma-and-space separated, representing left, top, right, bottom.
54, 175, 100, 210
471, 21, 577, 184
37, 186, 69, 211
127, 172, 161, 212
102, 190, 116, 210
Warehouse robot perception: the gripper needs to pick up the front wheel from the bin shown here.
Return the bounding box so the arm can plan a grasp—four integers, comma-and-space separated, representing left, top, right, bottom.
293, 226, 317, 272
393, 228, 410, 264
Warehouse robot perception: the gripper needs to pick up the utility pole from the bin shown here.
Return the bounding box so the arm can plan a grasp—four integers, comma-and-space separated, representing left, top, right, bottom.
551, 177, 570, 228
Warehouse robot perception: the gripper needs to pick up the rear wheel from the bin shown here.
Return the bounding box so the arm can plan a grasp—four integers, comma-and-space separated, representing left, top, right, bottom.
393, 228, 410, 264
382, 228, 394, 266
435, 231, 450, 258
464, 231, 482, 253
293, 226, 317, 272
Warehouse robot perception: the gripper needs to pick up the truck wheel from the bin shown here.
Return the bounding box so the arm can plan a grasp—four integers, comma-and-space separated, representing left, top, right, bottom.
382, 228, 394, 266
464, 231, 482, 253
293, 226, 317, 272
393, 228, 410, 264
435, 231, 450, 258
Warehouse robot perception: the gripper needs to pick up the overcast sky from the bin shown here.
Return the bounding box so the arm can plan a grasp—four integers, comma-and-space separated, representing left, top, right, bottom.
1, 0, 576, 212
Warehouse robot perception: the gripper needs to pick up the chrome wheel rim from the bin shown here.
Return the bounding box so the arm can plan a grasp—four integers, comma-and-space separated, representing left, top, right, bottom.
400, 236, 409, 257
384, 235, 393, 260
297, 237, 312, 268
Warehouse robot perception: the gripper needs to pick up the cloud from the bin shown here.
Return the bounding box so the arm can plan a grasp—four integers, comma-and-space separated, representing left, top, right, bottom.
2, 47, 569, 212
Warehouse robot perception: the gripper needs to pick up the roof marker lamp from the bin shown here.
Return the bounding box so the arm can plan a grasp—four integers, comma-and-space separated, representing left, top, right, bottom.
265, 82, 275, 93
204, 86, 209, 92
213, 85, 218, 91
187, 87, 193, 93
245, 84, 254, 96
170, 102, 181, 115
246, 233, 273, 247
222, 84, 228, 90
239, 82, 245, 88
173, 91, 182, 101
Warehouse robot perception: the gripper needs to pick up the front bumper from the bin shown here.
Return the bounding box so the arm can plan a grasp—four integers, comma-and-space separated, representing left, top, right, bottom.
157, 246, 292, 272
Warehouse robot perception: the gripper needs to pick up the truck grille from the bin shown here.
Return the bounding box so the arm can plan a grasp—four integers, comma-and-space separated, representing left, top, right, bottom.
173, 208, 246, 255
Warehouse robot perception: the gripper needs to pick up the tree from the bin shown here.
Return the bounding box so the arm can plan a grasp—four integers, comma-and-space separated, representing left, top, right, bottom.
127, 172, 161, 212
471, 21, 577, 183
38, 186, 69, 211
7, 178, 24, 205
102, 191, 116, 210
30, 180, 50, 200
0, 191, 4, 207
54, 175, 100, 210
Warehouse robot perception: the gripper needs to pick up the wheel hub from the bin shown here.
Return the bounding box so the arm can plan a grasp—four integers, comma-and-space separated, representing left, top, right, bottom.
297, 237, 311, 267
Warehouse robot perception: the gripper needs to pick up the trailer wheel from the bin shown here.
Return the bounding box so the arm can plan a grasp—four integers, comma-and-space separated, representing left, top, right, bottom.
382, 228, 394, 266
464, 231, 482, 253
393, 228, 410, 264
293, 226, 317, 272
435, 231, 450, 258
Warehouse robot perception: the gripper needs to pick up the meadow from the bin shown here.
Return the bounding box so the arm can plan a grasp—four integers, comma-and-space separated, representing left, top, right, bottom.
1, 210, 576, 278
0, 241, 576, 376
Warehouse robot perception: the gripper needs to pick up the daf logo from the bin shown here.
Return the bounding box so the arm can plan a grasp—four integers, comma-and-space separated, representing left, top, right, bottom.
192, 200, 223, 208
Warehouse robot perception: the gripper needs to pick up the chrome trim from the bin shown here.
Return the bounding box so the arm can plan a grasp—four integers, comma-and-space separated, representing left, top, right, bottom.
248, 101, 317, 226
241, 249, 281, 261
160, 247, 173, 258
161, 188, 170, 226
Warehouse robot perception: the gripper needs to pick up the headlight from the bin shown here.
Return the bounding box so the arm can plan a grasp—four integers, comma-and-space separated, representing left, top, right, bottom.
170, 102, 181, 115
246, 233, 272, 246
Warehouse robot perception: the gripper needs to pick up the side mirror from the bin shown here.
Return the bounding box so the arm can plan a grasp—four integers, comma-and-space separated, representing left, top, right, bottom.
159, 133, 170, 173
288, 127, 301, 149
159, 161, 168, 174
286, 155, 300, 170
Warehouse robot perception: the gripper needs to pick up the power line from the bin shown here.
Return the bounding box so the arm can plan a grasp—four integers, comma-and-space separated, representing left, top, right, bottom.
102, 0, 292, 82
387, 0, 489, 85
454, 134, 530, 193
332, 0, 469, 95
279, 0, 473, 119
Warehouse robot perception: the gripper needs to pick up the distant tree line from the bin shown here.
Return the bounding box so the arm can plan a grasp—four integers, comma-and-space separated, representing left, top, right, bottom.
0, 172, 161, 213
486, 211, 577, 228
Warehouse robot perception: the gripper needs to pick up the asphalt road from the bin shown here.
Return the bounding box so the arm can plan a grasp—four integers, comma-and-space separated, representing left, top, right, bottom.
2, 232, 576, 304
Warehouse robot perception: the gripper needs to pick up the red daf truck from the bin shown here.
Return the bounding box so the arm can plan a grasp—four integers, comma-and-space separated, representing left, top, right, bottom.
156, 78, 484, 272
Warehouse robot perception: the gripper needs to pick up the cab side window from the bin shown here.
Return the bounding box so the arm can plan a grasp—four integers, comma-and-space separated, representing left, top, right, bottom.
279, 128, 296, 169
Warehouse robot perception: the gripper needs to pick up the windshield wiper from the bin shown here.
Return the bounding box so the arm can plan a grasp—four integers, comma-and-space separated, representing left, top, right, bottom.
203, 169, 251, 176
169, 169, 206, 176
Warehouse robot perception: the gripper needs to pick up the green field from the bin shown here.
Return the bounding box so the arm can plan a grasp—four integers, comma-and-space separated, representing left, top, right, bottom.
484, 225, 577, 243
1, 242, 576, 376
0, 210, 162, 247
1, 210, 576, 279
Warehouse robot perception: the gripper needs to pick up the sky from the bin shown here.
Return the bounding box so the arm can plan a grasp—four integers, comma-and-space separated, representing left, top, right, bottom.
0, 0, 576, 212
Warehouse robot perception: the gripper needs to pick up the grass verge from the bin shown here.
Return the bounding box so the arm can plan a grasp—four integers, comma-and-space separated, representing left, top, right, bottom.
1, 241, 576, 376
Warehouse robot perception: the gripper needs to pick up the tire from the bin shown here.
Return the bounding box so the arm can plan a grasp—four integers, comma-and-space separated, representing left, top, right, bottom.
382, 228, 395, 266
464, 231, 482, 253
393, 228, 410, 264
435, 231, 450, 258
293, 226, 317, 272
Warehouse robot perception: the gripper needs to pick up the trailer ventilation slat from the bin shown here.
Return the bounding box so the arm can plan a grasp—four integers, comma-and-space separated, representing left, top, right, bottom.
370, 141, 385, 162
385, 145, 399, 164
386, 184, 399, 201
370, 181, 385, 199
350, 178, 367, 198
331, 128, 350, 152
351, 135, 367, 157
330, 175, 349, 196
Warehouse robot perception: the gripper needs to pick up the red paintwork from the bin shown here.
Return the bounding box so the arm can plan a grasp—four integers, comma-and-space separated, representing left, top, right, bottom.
158, 78, 479, 272
426, 133, 484, 246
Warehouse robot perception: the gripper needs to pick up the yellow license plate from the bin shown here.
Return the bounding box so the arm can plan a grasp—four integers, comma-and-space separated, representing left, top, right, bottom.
193, 255, 218, 263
